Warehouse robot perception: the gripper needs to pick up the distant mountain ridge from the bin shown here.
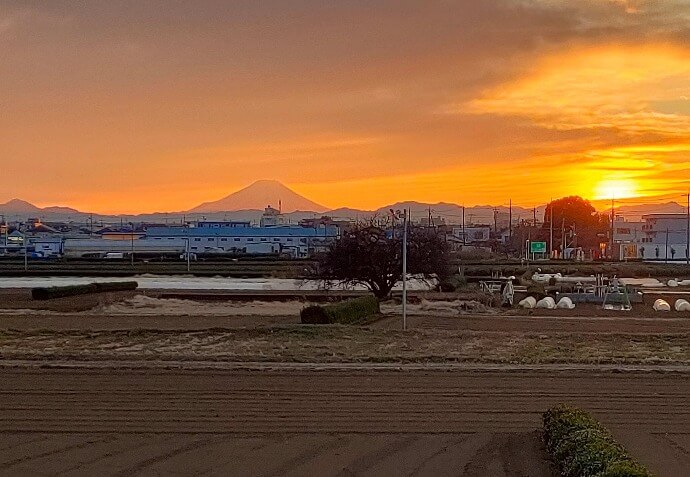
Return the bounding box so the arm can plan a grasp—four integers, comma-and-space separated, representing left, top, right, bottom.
189, 180, 328, 214
0, 182, 685, 224
0, 199, 43, 214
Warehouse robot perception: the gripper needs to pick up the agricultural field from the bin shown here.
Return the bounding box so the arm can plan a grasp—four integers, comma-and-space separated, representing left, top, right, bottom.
1, 288, 690, 475
0, 368, 688, 476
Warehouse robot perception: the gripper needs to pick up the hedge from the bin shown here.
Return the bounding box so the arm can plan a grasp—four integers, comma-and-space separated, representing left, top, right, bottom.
437, 274, 468, 292
543, 404, 652, 477
93, 281, 138, 293
301, 296, 380, 324
32, 281, 138, 300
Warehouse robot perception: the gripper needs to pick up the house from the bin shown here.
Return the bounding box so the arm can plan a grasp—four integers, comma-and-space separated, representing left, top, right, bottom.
31, 238, 64, 258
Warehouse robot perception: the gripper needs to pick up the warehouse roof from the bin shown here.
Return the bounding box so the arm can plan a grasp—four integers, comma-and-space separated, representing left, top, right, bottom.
145, 226, 337, 238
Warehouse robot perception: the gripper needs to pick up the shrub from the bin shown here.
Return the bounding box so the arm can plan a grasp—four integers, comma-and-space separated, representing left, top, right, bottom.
32, 284, 99, 300
32, 281, 138, 300
437, 274, 468, 292
301, 296, 380, 324
543, 404, 652, 477
93, 281, 138, 293
526, 283, 547, 299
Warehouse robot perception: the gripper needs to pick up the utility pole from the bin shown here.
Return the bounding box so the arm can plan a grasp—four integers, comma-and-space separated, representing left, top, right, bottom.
186, 237, 191, 272
509, 199, 512, 246
402, 209, 408, 331
130, 223, 135, 267
572, 223, 577, 250
686, 193, 689, 265
23, 227, 28, 272
461, 205, 465, 246
665, 227, 669, 264
610, 197, 615, 261
549, 199, 553, 259
1, 215, 6, 249
493, 208, 498, 236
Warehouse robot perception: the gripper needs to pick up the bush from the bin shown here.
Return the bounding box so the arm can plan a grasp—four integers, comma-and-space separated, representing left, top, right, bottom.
543, 404, 652, 477
32, 281, 138, 300
437, 274, 468, 292
526, 283, 547, 299
301, 296, 380, 324
93, 281, 138, 293
32, 284, 99, 300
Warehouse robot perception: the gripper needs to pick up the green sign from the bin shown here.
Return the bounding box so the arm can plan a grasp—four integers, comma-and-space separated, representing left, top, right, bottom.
530, 241, 547, 253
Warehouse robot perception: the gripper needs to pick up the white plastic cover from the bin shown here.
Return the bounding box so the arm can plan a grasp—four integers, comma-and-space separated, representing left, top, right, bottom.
674, 299, 690, 312
536, 297, 556, 309
519, 296, 537, 309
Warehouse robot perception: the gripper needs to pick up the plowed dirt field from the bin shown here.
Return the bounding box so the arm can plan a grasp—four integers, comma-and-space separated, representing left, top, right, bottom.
0, 368, 688, 476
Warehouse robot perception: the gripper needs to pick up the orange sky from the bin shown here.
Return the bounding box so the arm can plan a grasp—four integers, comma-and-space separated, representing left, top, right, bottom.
2, 1, 690, 214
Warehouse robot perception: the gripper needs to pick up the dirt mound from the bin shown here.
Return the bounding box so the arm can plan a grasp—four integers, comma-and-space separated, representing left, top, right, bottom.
95, 295, 305, 316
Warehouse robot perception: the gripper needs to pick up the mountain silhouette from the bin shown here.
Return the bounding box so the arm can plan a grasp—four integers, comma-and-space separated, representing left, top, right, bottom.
188, 180, 328, 213
0, 199, 43, 214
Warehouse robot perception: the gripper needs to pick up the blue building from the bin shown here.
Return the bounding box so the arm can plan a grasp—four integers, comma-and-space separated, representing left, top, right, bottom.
146, 225, 338, 258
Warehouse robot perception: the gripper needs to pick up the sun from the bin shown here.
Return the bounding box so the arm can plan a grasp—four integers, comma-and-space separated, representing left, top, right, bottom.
593, 179, 639, 200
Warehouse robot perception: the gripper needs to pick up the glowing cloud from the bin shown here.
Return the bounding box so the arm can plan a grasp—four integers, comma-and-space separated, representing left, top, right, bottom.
468, 45, 690, 137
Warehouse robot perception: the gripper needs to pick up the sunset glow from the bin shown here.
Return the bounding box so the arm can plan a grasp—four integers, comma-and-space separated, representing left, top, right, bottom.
593, 179, 640, 200
2, 1, 690, 213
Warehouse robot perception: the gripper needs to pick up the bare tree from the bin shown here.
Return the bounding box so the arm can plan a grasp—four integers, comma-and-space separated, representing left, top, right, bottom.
314, 221, 451, 299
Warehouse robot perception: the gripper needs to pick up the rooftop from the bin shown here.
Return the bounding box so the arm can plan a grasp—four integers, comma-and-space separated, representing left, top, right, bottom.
146, 226, 337, 238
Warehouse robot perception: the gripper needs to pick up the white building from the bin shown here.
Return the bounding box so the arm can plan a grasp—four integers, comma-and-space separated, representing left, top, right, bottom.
639, 213, 689, 261
614, 214, 689, 261
260, 206, 287, 227
63, 238, 186, 258
612, 216, 645, 260
31, 238, 64, 258
450, 225, 491, 244
146, 225, 338, 258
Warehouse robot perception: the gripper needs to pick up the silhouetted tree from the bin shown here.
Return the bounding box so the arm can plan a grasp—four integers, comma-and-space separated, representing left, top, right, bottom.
542, 196, 608, 250
314, 222, 451, 299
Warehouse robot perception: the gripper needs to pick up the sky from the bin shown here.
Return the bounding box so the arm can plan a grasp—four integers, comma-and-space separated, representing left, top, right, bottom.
2, 0, 690, 214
